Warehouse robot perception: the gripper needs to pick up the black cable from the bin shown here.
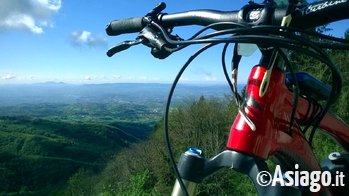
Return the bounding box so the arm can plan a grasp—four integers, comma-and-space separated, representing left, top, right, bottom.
276, 31, 341, 144
218, 33, 334, 141
285, 31, 342, 145
164, 43, 218, 196
195, 35, 340, 143
308, 108, 325, 146
221, 43, 234, 92
170, 27, 343, 143
277, 48, 300, 135
163, 22, 250, 53
159, 25, 346, 65
221, 43, 301, 135
305, 101, 323, 145
300, 98, 315, 126
211, 34, 302, 134
302, 99, 322, 135
250, 25, 349, 45
221, 42, 242, 106
152, 21, 349, 51
231, 43, 243, 104
217, 30, 341, 144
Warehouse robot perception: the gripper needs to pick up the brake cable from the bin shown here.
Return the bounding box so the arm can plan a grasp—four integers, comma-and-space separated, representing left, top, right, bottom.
221, 43, 241, 106
164, 43, 219, 196
276, 48, 300, 135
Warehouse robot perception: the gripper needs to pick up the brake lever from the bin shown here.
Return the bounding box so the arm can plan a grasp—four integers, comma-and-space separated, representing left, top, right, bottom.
146, 2, 166, 17
107, 2, 175, 59
107, 38, 144, 57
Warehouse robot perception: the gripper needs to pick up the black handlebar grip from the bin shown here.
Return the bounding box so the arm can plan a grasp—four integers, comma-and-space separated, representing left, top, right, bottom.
106, 17, 144, 36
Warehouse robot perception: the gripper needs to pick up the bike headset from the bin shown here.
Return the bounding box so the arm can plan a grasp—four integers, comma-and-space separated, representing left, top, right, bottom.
106, 0, 349, 195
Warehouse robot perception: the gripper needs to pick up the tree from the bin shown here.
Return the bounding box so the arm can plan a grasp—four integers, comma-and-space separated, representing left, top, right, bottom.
65, 169, 95, 196
88, 97, 259, 195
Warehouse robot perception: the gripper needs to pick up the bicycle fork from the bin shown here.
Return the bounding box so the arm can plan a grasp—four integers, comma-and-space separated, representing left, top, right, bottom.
171, 148, 302, 196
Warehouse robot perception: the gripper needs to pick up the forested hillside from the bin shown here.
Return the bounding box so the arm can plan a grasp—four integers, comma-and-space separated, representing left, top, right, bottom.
0, 116, 152, 195
0, 84, 233, 195
64, 97, 258, 195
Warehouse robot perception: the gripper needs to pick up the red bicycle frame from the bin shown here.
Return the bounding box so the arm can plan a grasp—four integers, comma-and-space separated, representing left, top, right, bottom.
228, 65, 349, 163
227, 64, 349, 176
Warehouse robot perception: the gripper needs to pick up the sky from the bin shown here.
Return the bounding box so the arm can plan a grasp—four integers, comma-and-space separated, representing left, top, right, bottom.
0, 0, 348, 85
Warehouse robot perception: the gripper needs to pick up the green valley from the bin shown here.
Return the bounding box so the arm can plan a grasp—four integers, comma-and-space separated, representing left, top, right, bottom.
0, 83, 233, 195
0, 116, 151, 195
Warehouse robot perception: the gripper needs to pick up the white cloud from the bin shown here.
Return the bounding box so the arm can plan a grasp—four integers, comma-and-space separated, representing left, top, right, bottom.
71, 30, 107, 47
2, 14, 43, 34
37, 0, 61, 11
0, 73, 17, 80
0, 0, 62, 34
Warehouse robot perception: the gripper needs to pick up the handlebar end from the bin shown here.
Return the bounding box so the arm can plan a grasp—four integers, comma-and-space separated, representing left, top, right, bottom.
106, 17, 145, 36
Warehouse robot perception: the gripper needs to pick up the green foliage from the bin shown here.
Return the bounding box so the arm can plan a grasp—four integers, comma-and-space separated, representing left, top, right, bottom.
0, 116, 150, 195
116, 169, 159, 196
311, 131, 343, 161
345, 29, 349, 40
65, 169, 96, 196
168, 96, 234, 156
84, 97, 258, 195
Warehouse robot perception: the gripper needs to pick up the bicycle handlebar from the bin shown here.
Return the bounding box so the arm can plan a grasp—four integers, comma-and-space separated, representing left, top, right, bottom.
106, 0, 349, 36
105, 10, 240, 36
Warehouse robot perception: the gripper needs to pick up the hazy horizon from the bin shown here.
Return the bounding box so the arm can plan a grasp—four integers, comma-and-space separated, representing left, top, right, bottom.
0, 80, 246, 86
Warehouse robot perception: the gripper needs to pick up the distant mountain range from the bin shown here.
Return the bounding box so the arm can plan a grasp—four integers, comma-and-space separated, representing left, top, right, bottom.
0, 83, 245, 106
